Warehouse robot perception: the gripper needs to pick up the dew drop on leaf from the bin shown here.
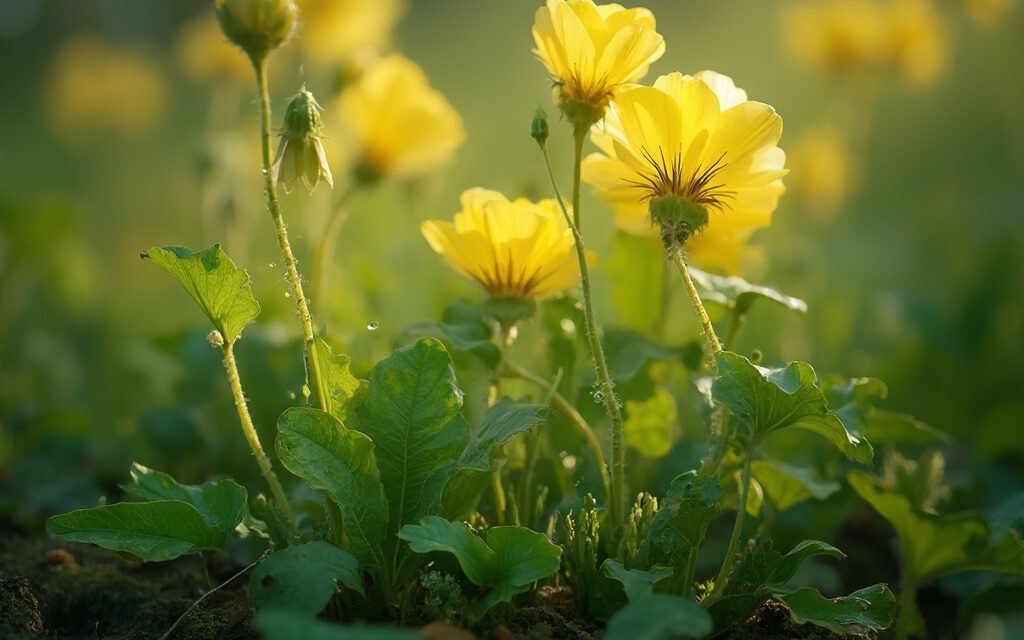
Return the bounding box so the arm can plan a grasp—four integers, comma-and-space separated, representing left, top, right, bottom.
367, 320, 379, 331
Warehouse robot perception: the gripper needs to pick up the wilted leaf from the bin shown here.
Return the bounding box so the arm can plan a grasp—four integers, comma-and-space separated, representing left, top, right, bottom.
249, 541, 363, 614
605, 593, 712, 640
146, 245, 259, 343
714, 352, 872, 464
399, 517, 561, 615
775, 584, 897, 636
276, 407, 388, 573
47, 501, 228, 561
124, 463, 246, 534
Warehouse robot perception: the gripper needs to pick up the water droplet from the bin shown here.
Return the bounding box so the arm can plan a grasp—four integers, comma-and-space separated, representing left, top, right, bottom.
269, 262, 276, 268
288, 391, 296, 400
284, 292, 291, 298
559, 318, 576, 334
562, 455, 577, 470
367, 320, 379, 331
593, 390, 604, 403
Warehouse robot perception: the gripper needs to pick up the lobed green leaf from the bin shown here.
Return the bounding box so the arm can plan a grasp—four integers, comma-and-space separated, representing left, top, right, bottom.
124, 463, 247, 534
248, 541, 363, 615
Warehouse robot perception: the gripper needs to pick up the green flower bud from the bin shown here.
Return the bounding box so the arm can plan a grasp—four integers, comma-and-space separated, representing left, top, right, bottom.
215, 0, 297, 63
271, 86, 333, 194
531, 106, 549, 148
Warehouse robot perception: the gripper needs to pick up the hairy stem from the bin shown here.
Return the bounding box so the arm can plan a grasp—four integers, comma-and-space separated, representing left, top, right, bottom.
571, 126, 585, 229
540, 132, 626, 529
502, 359, 611, 506
252, 56, 328, 413
665, 239, 723, 362
223, 341, 297, 535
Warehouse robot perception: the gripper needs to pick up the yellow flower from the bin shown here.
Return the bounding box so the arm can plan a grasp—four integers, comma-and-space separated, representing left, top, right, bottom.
782, 1, 887, 76
334, 53, 465, 181
885, 0, 949, 88
295, 0, 403, 68
790, 124, 858, 220
532, 0, 665, 120
960, 0, 1016, 26
175, 14, 252, 86
422, 188, 592, 300
782, 0, 949, 87
581, 70, 785, 263
48, 36, 167, 139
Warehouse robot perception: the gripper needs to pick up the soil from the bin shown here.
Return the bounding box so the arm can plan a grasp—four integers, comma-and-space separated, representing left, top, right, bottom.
0, 525, 858, 640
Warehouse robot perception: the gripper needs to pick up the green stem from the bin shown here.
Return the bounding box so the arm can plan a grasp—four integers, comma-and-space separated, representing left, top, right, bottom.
252, 56, 328, 413
709, 451, 753, 602
540, 137, 626, 529
895, 572, 920, 640
571, 126, 585, 229
502, 360, 611, 508
223, 341, 297, 536
312, 187, 354, 328
665, 238, 723, 364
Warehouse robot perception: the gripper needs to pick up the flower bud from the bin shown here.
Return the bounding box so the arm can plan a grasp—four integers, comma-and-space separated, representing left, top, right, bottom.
531, 106, 549, 148
271, 86, 334, 193
650, 195, 709, 245
215, 0, 297, 63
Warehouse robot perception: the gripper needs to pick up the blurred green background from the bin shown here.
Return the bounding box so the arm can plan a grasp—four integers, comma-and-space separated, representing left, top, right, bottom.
1, 0, 1021, 548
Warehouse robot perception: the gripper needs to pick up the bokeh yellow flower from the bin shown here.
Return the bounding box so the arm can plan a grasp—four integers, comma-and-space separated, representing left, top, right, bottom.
581, 70, 785, 269
334, 53, 465, 181
48, 36, 167, 139
885, 0, 949, 88
175, 14, 252, 86
960, 0, 1016, 25
782, 0, 949, 87
789, 124, 858, 221
422, 188, 593, 300
532, 0, 665, 120
295, 0, 403, 70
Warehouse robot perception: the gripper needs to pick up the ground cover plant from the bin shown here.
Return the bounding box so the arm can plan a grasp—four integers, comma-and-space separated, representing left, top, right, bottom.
2, 0, 1023, 639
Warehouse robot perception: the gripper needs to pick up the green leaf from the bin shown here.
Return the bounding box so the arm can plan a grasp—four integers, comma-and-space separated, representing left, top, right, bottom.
124, 463, 247, 534
311, 338, 368, 424
775, 584, 897, 636
689, 267, 807, 316
398, 516, 496, 585
624, 387, 677, 459
606, 231, 665, 334
604, 329, 682, 383
47, 501, 228, 562
602, 560, 673, 601
419, 400, 544, 520
849, 470, 1024, 581
357, 339, 465, 541
146, 245, 259, 342
750, 460, 840, 515
822, 376, 947, 446
637, 472, 721, 578
605, 594, 713, 640
276, 407, 388, 572
254, 610, 419, 640
405, 301, 500, 367
863, 410, 949, 446
713, 352, 872, 464
398, 517, 561, 615
249, 541, 363, 615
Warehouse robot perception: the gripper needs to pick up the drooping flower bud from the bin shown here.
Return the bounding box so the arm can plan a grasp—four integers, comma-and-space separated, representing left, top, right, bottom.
531, 106, 549, 148
215, 0, 297, 63
271, 86, 333, 194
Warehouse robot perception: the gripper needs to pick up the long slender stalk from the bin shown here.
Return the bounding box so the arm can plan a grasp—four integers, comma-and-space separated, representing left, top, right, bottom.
665, 239, 723, 361
571, 127, 585, 229
708, 451, 753, 603
252, 56, 328, 413
502, 360, 611, 506
223, 341, 297, 535
895, 572, 919, 640
312, 187, 354, 325
540, 134, 626, 528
